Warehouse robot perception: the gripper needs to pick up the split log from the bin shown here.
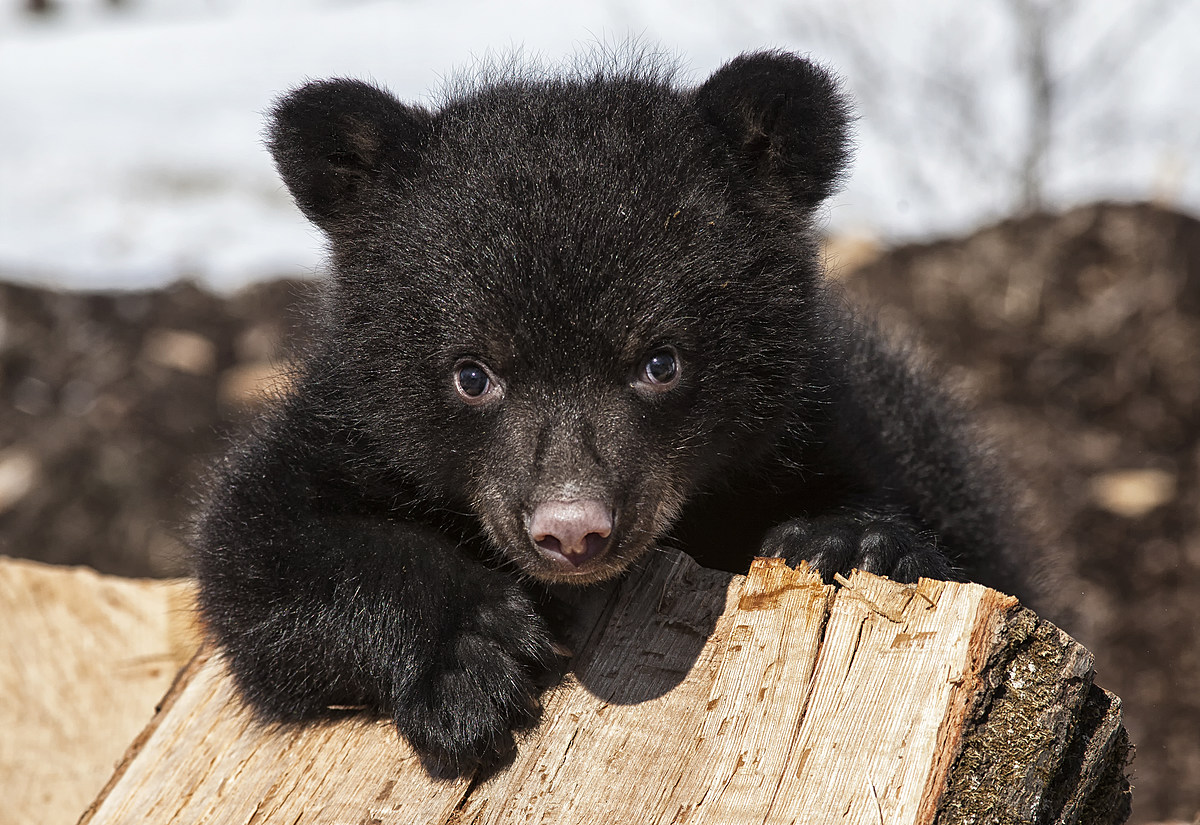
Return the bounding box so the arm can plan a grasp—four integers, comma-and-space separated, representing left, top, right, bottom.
0, 557, 197, 825
79, 550, 1131, 825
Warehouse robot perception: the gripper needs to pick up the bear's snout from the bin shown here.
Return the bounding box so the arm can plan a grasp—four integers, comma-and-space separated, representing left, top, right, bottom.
528, 500, 613, 568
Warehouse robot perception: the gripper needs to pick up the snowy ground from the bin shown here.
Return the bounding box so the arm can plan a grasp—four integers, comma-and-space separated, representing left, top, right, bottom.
2, 0, 1198, 290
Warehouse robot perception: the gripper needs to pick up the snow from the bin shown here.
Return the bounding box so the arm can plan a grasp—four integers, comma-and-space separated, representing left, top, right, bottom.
2, 0, 1197, 290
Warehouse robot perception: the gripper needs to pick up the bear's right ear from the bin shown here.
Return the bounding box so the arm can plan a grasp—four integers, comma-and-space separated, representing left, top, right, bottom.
695, 51, 853, 210
267, 79, 433, 231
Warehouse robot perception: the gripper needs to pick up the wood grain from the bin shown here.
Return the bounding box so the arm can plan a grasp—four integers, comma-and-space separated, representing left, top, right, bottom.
0, 557, 196, 825
78, 550, 1131, 824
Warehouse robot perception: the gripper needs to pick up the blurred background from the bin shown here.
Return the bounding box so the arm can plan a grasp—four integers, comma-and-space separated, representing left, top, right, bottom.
1, 1, 1197, 822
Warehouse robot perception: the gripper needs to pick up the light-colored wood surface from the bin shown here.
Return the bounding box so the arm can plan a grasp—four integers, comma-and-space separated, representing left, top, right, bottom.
0, 557, 197, 825
79, 550, 1130, 824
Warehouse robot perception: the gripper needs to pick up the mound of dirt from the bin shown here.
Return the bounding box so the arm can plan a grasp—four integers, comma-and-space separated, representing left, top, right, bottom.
0, 278, 318, 576
1, 202, 1195, 821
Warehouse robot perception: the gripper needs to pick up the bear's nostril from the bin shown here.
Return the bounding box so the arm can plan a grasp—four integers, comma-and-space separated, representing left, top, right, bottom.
535, 535, 563, 556
528, 500, 613, 568
581, 531, 609, 562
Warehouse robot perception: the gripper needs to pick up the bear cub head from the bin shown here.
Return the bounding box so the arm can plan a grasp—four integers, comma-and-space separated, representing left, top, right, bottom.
268, 51, 852, 585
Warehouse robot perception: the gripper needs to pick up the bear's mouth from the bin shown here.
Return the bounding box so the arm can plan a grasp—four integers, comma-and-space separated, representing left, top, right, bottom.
532, 530, 611, 570
527, 536, 633, 584
482, 490, 682, 586
520, 520, 654, 585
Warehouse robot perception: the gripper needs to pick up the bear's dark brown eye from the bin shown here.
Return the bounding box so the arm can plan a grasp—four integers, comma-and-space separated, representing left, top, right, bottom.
453, 360, 501, 405
637, 347, 680, 391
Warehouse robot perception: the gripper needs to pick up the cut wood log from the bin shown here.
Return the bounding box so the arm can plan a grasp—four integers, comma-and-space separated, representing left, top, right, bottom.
0, 557, 198, 825
79, 550, 1131, 825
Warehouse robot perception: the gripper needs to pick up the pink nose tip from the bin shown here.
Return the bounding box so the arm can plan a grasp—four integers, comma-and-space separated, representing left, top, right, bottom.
528, 500, 613, 567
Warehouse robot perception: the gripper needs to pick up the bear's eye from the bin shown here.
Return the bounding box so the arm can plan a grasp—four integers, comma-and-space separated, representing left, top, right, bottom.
637, 347, 680, 391
453, 360, 501, 405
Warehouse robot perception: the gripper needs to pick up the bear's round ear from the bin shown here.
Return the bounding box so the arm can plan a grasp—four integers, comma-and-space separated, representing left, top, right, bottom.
695, 51, 853, 210
267, 79, 433, 232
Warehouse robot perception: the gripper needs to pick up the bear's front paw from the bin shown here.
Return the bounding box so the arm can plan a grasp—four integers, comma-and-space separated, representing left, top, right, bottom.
760, 510, 954, 584
394, 584, 567, 776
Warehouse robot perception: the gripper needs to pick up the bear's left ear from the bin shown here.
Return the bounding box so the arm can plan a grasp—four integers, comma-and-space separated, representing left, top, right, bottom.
267, 79, 434, 233
695, 51, 853, 210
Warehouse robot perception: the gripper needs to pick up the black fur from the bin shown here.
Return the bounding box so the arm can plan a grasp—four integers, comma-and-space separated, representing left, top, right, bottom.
194, 50, 1034, 775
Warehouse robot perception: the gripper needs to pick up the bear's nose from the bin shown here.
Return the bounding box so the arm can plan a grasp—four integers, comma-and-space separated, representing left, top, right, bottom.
528, 500, 613, 567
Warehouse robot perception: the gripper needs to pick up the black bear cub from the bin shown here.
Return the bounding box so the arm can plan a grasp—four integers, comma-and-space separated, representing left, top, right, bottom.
195, 50, 1033, 774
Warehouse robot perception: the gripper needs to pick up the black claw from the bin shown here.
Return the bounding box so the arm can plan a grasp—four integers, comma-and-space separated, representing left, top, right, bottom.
763, 510, 951, 584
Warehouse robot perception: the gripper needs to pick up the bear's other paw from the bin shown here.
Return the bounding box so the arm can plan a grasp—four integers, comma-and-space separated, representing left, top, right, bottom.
393, 584, 567, 777
760, 510, 955, 584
